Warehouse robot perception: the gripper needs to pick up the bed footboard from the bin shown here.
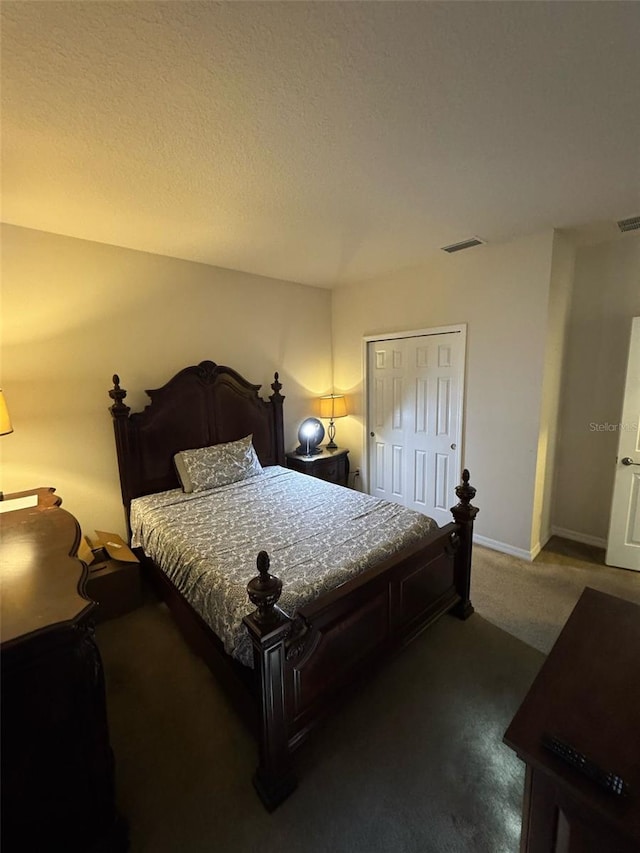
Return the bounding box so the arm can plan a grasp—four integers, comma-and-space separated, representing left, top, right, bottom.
243, 470, 478, 810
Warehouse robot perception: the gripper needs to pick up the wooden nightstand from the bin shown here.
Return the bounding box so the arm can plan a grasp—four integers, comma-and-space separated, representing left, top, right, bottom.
83, 533, 142, 623
85, 555, 142, 622
285, 446, 350, 486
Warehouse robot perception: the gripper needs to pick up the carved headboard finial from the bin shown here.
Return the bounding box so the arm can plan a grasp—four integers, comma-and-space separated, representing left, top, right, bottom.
195, 361, 220, 384
109, 374, 130, 417
270, 372, 284, 402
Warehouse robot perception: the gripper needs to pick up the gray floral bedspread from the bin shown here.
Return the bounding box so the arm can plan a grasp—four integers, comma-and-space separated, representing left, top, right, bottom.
130, 466, 438, 667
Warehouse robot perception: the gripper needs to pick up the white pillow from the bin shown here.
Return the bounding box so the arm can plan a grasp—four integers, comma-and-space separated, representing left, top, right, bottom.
174, 435, 263, 493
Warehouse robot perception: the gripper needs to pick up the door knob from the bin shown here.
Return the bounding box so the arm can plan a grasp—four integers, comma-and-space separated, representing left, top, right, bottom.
621, 457, 640, 466
450, 443, 457, 450
370, 432, 375, 437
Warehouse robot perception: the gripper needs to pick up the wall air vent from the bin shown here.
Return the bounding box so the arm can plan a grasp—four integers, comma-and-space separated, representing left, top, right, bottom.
441, 237, 486, 254
617, 216, 640, 233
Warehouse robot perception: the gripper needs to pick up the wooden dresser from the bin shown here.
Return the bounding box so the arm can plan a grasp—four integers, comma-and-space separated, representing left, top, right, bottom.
504, 588, 640, 852
0, 488, 128, 852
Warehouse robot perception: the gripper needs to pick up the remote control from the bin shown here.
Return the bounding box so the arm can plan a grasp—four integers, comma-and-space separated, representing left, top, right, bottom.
541, 734, 629, 797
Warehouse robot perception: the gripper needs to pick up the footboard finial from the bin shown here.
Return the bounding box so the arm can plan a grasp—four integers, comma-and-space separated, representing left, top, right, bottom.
450, 469, 478, 621
247, 551, 283, 625
244, 552, 297, 809
455, 469, 477, 506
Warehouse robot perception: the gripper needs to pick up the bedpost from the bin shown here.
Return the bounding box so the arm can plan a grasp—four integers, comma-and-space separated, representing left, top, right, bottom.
450, 469, 478, 620
243, 551, 297, 810
270, 373, 286, 466
109, 375, 134, 529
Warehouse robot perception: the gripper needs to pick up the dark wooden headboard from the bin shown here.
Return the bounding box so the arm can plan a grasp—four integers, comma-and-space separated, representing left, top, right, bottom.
109, 360, 285, 520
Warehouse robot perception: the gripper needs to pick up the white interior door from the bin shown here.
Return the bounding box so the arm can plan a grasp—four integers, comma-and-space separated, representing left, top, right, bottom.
606, 317, 640, 571
366, 328, 465, 527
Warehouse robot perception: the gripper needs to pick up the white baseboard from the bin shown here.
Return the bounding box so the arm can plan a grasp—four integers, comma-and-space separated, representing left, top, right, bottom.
473, 534, 538, 563
474, 528, 607, 562
550, 526, 607, 550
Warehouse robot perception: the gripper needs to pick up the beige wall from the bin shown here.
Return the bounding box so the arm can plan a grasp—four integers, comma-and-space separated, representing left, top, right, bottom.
0, 225, 332, 536
530, 231, 575, 553
553, 234, 640, 542
331, 231, 555, 556
5, 223, 630, 556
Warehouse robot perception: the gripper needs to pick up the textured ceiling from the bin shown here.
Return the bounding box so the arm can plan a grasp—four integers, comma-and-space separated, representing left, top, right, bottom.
2, 1, 639, 287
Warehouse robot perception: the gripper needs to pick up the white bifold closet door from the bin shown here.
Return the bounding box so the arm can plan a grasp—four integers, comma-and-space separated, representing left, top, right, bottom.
367, 330, 465, 527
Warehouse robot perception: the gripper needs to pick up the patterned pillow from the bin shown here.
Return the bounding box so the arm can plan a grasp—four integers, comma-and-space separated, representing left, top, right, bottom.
174, 435, 263, 493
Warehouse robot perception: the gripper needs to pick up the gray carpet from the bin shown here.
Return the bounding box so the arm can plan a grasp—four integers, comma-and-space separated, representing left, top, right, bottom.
96, 538, 639, 852
472, 537, 640, 654
98, 606, 541, 853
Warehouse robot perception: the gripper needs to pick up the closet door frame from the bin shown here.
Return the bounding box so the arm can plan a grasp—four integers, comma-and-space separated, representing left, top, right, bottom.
362, 324, 467, 515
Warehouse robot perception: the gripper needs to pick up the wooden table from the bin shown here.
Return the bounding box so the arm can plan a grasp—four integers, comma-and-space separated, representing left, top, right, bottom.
1, 488, 128, 852
504, 587, 640, 852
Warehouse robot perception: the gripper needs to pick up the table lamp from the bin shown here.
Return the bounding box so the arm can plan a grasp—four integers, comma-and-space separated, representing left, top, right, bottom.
318, 394, 347, 449
0, 389, 14, 500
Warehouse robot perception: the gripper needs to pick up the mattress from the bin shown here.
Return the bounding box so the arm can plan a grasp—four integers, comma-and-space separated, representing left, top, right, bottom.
130, 466, 438, 666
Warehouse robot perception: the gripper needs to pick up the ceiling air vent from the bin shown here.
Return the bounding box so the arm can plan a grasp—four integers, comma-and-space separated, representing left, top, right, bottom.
617, 216, 640, 233
441, 237, 486, 254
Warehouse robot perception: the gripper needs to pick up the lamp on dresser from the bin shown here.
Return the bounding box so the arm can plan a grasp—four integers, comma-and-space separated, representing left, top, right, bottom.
0, 389, 14, 500
318, 394, 347, 449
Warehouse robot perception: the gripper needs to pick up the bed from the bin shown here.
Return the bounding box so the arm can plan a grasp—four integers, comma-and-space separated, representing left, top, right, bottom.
109, 360, 478, 809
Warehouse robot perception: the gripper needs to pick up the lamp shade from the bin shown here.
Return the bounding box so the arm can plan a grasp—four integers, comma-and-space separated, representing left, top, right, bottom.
318, 394, 347, 420
0, 390, 13, 436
